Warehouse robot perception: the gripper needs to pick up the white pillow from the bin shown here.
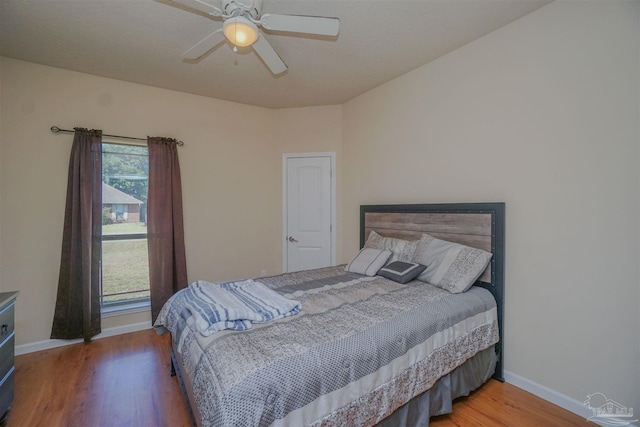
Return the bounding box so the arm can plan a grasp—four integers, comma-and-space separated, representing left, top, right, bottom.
412, 234, 492, 293
364, 231, 418, 264
345, 248, 392, 276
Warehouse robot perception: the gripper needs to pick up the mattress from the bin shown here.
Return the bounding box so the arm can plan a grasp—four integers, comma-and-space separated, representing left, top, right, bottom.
154, 265, 499, 427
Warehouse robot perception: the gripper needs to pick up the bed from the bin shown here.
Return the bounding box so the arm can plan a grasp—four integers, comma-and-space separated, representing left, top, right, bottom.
154, 202, 505, 427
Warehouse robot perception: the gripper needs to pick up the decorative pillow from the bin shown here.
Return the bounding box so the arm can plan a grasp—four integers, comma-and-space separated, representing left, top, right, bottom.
377, 261, 426, 284
345, 248, 392, 276
363, 231, 419, 265
412, 234, 492, 293
363, 230, 384, 249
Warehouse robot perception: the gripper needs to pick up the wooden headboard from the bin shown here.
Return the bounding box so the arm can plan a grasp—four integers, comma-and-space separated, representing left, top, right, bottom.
360, 202, 505, 381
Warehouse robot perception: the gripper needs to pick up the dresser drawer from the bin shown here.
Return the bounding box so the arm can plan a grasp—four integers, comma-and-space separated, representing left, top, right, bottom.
0, 368, 14, 419
0, 335, 14, 382
0, 303, 14, 348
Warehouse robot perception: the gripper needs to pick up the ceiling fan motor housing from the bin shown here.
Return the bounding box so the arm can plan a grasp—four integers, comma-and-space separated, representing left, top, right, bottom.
222, 0, 262, 20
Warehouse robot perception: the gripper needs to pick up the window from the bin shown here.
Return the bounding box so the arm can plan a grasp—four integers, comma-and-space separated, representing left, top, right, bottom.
101, 143, 150, 312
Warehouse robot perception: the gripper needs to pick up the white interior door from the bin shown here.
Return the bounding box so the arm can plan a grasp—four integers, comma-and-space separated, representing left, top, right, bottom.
284, 154, 334, 272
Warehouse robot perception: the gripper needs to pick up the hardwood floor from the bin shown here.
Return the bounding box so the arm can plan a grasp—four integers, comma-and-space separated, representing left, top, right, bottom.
9, 330, 190, 427
8, 329, 594, 427
428, 380, 595, 427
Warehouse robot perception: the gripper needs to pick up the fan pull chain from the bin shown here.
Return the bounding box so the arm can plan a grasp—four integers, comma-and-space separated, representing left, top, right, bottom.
233, 22, 238, 53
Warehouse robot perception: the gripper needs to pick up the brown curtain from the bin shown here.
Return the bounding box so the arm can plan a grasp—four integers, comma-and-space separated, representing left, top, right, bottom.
51, 128, 103, 342
147, 137, 188, 323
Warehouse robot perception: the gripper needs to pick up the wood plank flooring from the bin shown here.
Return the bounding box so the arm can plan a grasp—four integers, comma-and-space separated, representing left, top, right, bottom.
7, 329, 594, 427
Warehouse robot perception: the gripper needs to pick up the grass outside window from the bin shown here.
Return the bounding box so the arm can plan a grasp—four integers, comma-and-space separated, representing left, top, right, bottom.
101, 222, 150, 305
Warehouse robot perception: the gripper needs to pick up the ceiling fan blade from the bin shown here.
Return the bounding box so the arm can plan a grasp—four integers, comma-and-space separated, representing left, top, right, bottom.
260, 14, 339, 36
252, 34, 288, 75
169, 0, 223, 16
182, 29, 225, 60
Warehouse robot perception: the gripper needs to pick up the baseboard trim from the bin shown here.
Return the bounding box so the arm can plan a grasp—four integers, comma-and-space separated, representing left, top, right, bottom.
15, 321, 152, 356
504, 370, 638, 427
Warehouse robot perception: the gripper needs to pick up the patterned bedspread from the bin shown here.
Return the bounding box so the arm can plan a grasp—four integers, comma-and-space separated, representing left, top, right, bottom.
154, 266, 499, 427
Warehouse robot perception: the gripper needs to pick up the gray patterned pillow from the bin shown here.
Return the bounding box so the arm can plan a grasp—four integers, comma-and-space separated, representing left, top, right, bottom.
363, 231, 419, 265
412, 234, 492, 293
345, 248, 392, 276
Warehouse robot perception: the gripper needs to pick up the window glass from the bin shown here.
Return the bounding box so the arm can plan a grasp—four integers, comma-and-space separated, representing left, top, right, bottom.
101, 143, 150, 307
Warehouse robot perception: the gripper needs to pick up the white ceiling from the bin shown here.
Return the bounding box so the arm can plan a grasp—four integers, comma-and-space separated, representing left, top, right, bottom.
0, 0, 552, 109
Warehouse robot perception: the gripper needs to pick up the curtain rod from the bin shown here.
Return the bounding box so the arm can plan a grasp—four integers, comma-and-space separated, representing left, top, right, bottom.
50, 126, 184, 146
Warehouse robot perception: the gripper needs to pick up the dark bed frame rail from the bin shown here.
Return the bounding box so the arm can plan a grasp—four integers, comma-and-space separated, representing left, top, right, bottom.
360, 202, 505, 382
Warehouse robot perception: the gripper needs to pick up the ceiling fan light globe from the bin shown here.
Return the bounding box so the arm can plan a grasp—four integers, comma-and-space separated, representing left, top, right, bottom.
223, 17, 259, 47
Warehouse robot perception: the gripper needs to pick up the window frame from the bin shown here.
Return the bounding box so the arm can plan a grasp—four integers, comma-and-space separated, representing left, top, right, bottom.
100, 140, 151, 316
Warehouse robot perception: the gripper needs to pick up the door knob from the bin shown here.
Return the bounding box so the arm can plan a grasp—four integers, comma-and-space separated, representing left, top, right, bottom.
288, 236, 298, 243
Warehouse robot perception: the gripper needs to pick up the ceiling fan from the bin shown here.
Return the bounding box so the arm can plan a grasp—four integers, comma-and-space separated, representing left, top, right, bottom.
167, 0, 340, 75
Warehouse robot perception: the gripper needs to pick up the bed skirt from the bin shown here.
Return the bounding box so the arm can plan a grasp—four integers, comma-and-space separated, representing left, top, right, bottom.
376, 345, 497, 426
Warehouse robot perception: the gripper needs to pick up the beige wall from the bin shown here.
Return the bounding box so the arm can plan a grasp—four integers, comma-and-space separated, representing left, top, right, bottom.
0, 59, 345, 346
0, 57, 281, 344
273, 106, 343, 265
343, 0, 639, 413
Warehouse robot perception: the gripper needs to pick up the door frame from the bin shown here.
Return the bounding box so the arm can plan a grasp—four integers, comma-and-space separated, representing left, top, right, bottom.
282, 152, 336, 273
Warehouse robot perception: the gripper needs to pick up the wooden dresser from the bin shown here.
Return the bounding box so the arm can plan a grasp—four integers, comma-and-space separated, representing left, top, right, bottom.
0, 292, 18, 425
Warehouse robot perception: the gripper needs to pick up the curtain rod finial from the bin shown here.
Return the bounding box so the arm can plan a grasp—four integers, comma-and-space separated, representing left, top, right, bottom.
51, 126, 61, 133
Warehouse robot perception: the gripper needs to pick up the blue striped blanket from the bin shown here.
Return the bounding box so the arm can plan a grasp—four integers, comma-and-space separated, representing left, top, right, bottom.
184, 279, 301, 336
